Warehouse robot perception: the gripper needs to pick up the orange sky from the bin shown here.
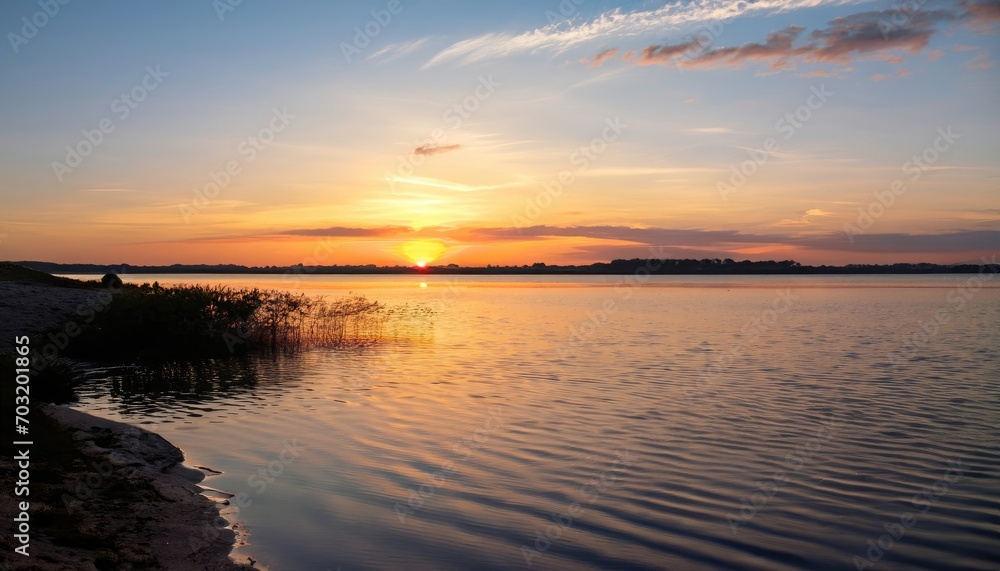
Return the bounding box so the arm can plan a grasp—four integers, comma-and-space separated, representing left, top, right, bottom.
1, 1, 998, 267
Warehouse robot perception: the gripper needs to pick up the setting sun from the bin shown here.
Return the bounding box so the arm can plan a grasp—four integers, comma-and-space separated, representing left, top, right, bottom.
398, 240, 448, 266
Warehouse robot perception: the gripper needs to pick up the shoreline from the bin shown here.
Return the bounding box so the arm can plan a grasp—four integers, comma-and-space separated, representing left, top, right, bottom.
0, 275, 253, 569
0, 404, 253, 570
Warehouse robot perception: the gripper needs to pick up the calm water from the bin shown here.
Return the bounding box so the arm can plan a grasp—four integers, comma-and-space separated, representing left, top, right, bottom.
63, 274, 1000, 570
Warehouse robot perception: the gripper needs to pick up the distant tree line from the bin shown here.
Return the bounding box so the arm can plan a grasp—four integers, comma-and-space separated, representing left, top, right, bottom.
8, 258, 998, 275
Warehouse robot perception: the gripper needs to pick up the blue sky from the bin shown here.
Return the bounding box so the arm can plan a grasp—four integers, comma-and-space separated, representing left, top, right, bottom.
0, 0, 997, 265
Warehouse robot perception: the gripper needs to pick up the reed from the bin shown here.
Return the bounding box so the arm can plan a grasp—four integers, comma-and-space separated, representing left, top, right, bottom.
68, 283, 386, 360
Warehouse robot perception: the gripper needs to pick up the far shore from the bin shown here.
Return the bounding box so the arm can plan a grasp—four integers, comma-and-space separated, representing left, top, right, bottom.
10, 257, 1000, 276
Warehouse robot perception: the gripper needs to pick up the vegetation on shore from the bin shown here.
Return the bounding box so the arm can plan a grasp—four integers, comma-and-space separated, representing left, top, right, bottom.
1, 267, 356, 569
62, 281, 387, 361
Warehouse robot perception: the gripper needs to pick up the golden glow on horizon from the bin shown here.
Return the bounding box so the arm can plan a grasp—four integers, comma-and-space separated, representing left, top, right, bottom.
398, 240, 449, 266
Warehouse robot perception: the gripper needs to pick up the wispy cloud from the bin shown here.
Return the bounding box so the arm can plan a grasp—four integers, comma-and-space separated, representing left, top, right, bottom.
424, 0, 865, 68
965, 52, 992, 69
681, 127, 736, 134
386, 175, 524, 192
413, 143, 462, 156
872, 68, 911, 81
78, 188, 138, 192
278, 226, 411, 237
368, 37, 431, 62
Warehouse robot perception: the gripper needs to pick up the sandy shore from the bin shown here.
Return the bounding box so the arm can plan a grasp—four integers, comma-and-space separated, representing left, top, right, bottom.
0, 282, 109, 342
0, 407, 252, 570
0, 277, 253, 569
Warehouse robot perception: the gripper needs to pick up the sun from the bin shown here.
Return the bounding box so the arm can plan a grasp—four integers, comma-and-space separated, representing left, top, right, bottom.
398, 239, 448, 267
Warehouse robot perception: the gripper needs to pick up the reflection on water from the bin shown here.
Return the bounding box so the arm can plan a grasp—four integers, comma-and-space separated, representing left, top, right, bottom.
72, 276, 1000, 570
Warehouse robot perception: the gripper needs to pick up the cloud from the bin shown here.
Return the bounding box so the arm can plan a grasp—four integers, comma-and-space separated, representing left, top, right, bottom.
965, 52, 992, 69
386, 175, 523, 192
681, 127, 735, 134
593, 3, 997, 74
462, 225, 1000, 256
803, 9, 951, 64
78, 188, 138, 192
779, 208, 832, 225
871, 68, 911, 81
962, 0, 1000, 23
423, 0, 863, 68
795, 65, 855, 77
277, 226, 412, 237
368, 37, 431, 62
581, 48, 619, 67
798, 229, 1000, 253
413, 143, 462, 156
928, 49, 945, 61
467, 225, 783, 246
166, 224, 1000, 260
634, 39, 708, 65
690, 25, 811, 70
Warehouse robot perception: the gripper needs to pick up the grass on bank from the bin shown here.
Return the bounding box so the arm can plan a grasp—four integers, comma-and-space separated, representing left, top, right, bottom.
67, 282, 387, 360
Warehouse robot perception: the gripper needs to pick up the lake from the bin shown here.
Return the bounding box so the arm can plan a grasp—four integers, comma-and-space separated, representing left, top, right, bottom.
61, 274, 1000, 570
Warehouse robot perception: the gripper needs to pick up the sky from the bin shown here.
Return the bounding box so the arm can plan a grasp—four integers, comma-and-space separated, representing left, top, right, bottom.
0, 0, 998, 267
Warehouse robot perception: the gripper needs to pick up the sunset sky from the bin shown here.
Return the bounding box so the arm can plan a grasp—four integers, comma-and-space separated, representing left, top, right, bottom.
1, 0, 997, 266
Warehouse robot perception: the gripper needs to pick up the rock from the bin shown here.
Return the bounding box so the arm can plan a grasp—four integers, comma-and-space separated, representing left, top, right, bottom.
101, 273, 124, 289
